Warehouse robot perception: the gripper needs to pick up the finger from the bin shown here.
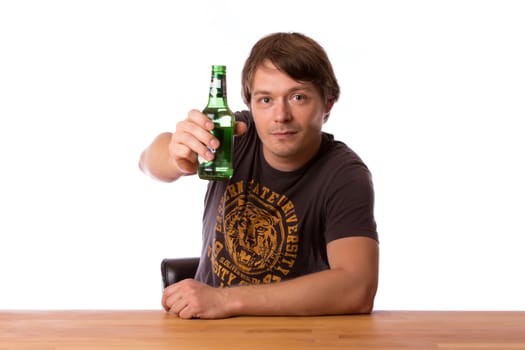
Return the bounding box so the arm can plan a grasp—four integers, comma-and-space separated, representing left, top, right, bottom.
169, 296, 189, 317
161, 288, 172, 311
162, 284, 181, 311
187, 109, 214, 130
173, 121, 219, 162
169, 142, 199, 174
174, 119, 215, 149
234, 121, 248, 137
186, 110, 220, 152
172, 129, 216, 162
178, 305, 195, 320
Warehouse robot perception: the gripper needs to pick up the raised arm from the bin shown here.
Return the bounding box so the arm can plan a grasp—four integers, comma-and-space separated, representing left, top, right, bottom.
139, 110, 248, 182
138, 109, 218, 182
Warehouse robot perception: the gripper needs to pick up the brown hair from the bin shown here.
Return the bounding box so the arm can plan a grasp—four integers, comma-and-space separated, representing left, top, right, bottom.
241, 32, 340, 120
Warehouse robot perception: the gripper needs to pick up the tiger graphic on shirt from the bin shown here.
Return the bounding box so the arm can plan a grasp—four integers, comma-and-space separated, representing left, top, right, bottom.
207, 179, 299, 286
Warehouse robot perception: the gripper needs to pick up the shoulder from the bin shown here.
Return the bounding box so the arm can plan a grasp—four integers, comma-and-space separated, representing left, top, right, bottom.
313, 133, 375, 211
318, 133, 372, 180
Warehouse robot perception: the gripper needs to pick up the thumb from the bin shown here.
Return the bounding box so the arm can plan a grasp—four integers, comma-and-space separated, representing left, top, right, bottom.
234, 121, 248, 137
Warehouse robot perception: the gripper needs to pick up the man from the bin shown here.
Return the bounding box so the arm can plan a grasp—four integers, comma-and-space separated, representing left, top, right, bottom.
139, 32, 379, 319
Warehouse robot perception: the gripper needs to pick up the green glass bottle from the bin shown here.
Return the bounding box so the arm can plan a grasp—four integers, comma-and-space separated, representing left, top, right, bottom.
198, 65, 235, 180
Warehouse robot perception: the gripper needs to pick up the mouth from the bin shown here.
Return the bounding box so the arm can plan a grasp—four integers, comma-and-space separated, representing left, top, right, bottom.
271, 130, 297, 137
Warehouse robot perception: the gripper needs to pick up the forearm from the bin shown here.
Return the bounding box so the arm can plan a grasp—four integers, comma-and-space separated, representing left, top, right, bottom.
223, 268, 377, 317
139, 132, 184, 182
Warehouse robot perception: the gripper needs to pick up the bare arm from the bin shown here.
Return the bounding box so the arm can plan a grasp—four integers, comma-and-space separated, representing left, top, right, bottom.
139, 132, 185, 182
229, 236, 379, 316
163, 236, 379, 318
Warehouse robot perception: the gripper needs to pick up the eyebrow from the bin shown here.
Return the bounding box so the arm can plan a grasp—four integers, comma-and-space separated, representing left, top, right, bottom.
252, 84, 315, 97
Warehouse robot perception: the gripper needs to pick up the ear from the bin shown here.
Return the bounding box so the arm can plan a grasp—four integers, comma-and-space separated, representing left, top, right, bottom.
325, 97, 335, 114
323, 97, 336, 122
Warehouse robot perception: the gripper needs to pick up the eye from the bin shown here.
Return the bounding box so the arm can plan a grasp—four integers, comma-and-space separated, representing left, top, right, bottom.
258, 97, 271, 104
291, 94, 306, 103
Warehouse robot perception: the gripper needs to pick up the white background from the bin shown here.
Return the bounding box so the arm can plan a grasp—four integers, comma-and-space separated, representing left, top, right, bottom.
1, 0, 524, 310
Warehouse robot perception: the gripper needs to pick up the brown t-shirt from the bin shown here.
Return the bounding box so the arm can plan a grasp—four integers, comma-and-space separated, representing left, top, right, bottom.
194, 111, 378, 287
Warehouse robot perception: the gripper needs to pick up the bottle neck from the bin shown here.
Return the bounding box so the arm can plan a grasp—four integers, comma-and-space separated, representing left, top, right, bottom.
207, 71, 228, 109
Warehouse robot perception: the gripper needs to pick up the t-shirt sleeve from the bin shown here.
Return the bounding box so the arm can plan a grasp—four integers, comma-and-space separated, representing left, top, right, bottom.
324, 164, 378, 243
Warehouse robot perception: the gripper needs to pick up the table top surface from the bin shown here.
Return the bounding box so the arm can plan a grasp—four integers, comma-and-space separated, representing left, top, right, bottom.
1, 310, 524, 349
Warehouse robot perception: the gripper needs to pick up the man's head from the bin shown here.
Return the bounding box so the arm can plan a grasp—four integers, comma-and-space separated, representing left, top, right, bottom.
241, 32, 340, 122
241, 33, 340, 172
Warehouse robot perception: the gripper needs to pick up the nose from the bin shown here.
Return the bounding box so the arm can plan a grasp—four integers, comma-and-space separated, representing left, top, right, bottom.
273, 98, 292, 123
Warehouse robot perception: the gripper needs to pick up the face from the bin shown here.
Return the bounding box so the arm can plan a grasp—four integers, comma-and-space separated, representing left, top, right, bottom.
250, 61, 333, 172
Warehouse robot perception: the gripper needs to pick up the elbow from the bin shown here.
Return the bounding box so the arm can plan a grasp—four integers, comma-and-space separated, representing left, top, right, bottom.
138, 151, 147, 174
343, 284, 377, 315
356, 281, 378, 314
138, 148, 179, 183
138, 132, 181, 183
355, 296, 375, 314
343, 293, 375, 315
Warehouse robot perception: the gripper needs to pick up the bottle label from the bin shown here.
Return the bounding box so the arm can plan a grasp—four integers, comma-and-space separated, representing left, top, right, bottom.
210, 77, 222, 98
217, 115, 232, 127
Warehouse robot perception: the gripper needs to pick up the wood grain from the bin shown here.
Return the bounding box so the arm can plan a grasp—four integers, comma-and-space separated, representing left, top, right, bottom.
1, 310, 524, 349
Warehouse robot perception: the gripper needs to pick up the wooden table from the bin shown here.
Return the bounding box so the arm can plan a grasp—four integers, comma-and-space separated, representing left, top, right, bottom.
1, 310, 524, 349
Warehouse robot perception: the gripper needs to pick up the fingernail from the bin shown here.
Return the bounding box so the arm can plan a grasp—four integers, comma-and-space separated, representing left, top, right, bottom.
210, 139, 219, 149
